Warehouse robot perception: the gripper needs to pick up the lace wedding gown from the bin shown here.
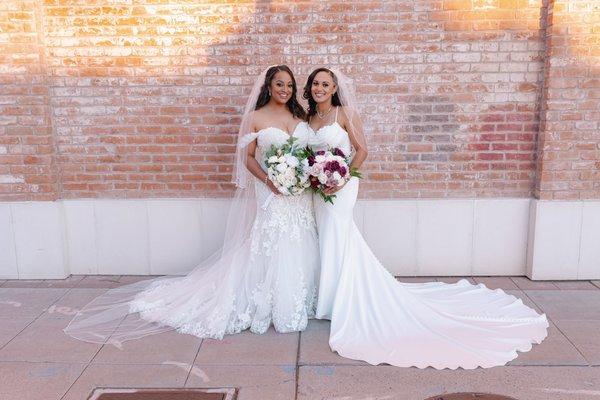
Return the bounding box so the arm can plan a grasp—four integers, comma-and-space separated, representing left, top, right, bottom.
308, 109, 549, 369
64, 122, 319, 342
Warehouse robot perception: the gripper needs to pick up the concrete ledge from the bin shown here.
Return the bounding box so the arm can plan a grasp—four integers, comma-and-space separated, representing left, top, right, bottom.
1, 198, 597, 280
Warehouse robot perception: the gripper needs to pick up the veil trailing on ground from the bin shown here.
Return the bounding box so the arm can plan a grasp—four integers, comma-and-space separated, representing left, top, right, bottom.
63, 67, 274, 345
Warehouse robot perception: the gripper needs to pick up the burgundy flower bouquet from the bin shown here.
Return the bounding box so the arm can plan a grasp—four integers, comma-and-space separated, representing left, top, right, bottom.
307, 147, 361, 204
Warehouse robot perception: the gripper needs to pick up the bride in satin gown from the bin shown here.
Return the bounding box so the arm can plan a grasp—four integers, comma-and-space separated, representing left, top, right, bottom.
63, 65, 319, 343
304, 67, 549, 369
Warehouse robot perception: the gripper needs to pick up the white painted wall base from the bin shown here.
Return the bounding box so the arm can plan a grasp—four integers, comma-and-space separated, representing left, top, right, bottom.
1, 198, 597, 280
526, 200, 600, 280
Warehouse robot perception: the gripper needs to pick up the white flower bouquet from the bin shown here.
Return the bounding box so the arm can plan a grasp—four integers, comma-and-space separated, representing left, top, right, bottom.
264, 136, 311, 196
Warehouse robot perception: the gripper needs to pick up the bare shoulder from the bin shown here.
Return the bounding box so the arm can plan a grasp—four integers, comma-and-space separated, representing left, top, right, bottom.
337, 105, 352, 122
336, 105, 352, 127
249, 109, 267, 131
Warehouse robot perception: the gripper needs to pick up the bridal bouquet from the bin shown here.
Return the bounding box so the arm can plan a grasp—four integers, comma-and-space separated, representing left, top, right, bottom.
307, 147, 361, 204
264, 136, 311, 196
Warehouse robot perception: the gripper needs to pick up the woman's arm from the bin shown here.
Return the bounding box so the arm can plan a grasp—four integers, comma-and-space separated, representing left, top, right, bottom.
245, 139, 280, 195
323, 107, 368, 195
344, 107, 368, 170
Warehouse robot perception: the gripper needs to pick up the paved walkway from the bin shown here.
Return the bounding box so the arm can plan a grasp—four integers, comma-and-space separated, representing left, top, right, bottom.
0, 275, 599, 400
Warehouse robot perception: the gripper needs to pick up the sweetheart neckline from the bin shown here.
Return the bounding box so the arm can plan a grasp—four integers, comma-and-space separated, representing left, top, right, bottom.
308, 121, 344, 134
254, 121, 305, 137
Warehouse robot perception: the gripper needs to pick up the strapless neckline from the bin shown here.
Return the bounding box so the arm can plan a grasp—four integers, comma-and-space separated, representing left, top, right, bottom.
255, 121, 306, 137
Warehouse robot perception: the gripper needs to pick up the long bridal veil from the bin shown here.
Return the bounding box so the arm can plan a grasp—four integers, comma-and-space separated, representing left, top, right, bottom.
63, 67, 274, 344
326, 67, 368, 151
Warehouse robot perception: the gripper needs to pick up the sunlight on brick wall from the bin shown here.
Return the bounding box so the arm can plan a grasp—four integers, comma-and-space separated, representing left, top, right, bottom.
0, 0, 598, 200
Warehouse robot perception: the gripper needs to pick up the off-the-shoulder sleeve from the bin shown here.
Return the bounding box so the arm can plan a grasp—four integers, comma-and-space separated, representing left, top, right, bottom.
237, 132, 260, 148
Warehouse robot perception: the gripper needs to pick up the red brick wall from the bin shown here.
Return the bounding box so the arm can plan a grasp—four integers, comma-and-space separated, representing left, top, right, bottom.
0, 0, 57, 200
0, 0, 597, 201
535, 0, 600, 200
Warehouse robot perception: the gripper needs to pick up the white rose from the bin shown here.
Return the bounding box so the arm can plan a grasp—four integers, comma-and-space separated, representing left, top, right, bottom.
315, 155, 326, 163
276, 174, 288, 185
276, 163, 288, 173
318, 172, 328, 184
267, 155, 279, 164
332, 171, 342, 183
284, 154, 299, 168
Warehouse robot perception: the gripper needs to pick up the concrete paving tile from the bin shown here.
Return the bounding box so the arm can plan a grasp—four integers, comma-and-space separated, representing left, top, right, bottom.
298, 365, 600, 400
0, 314, 102, 363
62, 363, 188, 400
507, 323, 587, 366
194, 327, 298, 366
525, 290, 600, 320
553, 281, 598, 290
0, 361, 86, 400
592, 281, 600, 289
0, 288, 67, 319
41, 288, 108, 319
39, 275, 86, 288
1, 279, 45, 288
186, 365, 295, 400
473, 276, 519, 290
116, 275, 162, 286
554, 320, 600, 365
75, 275, 122, 288
435, 276, 477, 284
511, 276, 558, 290
299, 320, 366, 366
504, 289, 543, 313
396, 276, 438, 283
93, 328, 201, 365
0, 317, 34, 348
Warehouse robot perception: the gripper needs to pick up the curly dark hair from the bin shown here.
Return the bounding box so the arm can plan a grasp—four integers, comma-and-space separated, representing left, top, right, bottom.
302, 67, 342, 119
254, 65, 306, 120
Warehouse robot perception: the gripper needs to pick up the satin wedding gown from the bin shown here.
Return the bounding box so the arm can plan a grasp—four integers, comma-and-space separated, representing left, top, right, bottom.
308, 109, 549, 369
64, 122, 319, 342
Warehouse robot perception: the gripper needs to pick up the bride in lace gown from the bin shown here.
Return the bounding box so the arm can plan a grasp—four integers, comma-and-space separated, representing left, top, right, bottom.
304, 67, 549, 369
64, 65, 319, 343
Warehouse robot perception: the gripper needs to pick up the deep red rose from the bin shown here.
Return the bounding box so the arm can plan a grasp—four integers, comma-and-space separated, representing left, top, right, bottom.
325, 160, 341, 173
333, 147, 346, 158
310, 176, 320, 189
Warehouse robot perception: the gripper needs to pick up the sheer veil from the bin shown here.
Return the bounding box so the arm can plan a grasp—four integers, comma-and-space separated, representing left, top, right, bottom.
63, 66, 274, 345
323, 67, 367, 153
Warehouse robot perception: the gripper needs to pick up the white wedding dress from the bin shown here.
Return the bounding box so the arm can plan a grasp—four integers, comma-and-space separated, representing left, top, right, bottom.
130, 122, 319, 338
308, 110, 549, 369
65, 122, 319, 343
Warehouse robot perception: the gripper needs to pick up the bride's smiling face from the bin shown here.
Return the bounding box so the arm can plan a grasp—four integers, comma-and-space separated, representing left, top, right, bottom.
311, 71, 337, 104
269, 71, 294, 105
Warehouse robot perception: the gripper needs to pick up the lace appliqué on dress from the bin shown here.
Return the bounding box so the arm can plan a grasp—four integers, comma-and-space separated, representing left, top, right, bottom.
128, 194, 318, 340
